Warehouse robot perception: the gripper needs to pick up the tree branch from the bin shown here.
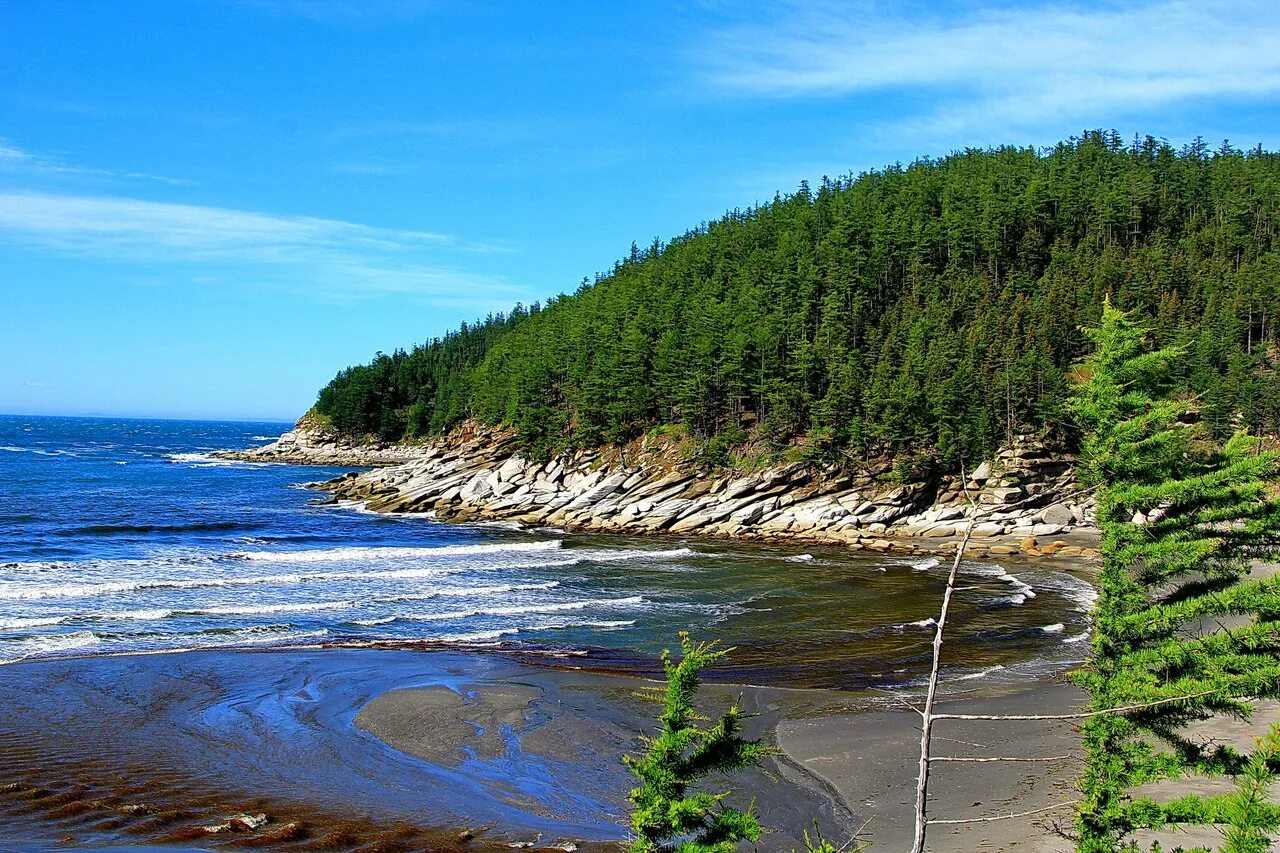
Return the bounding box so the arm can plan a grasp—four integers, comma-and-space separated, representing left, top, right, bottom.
926, 800, 1080, 825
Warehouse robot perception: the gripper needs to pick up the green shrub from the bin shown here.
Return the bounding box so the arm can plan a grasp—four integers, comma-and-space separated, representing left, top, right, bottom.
624, 633, 768, 853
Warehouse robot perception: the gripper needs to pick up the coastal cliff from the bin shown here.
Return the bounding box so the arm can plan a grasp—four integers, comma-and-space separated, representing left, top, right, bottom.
230, 420, 1099, 561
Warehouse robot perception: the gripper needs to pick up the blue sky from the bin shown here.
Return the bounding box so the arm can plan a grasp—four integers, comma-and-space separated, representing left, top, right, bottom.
3, 1, 1279, 421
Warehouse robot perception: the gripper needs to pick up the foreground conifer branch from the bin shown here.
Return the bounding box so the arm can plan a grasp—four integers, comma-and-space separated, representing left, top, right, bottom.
1069, 301, 1280, 851
624, 633, 768, 853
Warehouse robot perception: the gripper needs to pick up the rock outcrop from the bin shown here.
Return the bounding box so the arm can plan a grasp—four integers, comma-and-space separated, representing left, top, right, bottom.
266, 423, 1100, 562
215, 416, 423, 467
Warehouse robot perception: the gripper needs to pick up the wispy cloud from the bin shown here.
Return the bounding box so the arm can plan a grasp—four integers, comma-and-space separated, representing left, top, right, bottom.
698, 1, 1280, 137
0, 192, 522, 301
0, 138, 192, 186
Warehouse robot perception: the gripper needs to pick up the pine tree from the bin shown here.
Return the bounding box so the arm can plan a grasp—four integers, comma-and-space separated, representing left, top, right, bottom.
624, 633, 768, 853
1069, 301, 1280, 851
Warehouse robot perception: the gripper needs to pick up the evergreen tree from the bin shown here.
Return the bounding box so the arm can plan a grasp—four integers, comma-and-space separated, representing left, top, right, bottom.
313, 134, 1280, 466
625, 633, 767, 853
1069, 302, 1280, 851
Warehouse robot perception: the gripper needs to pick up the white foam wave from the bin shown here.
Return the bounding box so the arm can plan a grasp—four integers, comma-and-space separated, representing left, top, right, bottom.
383, 580, 560, 601
0, 573, 310, 601
905, 557, 940, 571
787, 554, 815, 563
1063, 631, 1091, 644
168, 452, 214, 463
402, 595, 645, 623
0, 560, 572, 602
893, 617, 938, 631
954, 665, 1005, 682
965, 563, 1036, 604
193, 601, 352, 616
441, 618, 637, 644
582, 547, 695, 563
235, 540, 564, 563
1030, 573, 1099, 613
0, 626, 332, 666
96, 608, 175, 622
351, 616, 397, 627
0, 615, 69, 630
1038, 623, 1065, 634
9, 630, 101, 656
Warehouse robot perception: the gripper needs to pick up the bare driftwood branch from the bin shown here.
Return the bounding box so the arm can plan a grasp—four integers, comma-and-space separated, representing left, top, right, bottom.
926, 801, 1080, 825
931, 690, 1218, 722
928, 754, 1076, 763
910, 462, 978, 853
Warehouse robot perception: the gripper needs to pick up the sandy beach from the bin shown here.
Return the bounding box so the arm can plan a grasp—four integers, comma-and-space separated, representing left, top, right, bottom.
0, 644, 1094, 852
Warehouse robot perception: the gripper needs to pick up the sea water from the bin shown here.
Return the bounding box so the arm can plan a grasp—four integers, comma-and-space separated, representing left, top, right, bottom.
0, 414, 1096, 688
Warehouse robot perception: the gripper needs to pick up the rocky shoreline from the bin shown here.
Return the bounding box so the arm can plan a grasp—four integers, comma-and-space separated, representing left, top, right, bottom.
217, 417, 422, 467
221, 420, 1100, 562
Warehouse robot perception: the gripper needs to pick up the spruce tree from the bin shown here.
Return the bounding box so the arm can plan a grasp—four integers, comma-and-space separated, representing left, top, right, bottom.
1070, 301, 1280, 851
624, 633, 768, 853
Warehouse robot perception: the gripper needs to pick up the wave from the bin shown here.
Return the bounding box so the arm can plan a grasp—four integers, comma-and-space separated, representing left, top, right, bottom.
1027, 572, 1098, 613
168, 451, 269, 468
396, 595, 645, 624
584, 547, 695, 563
892, 617, 938, 631
0, 573, 313, 601
441, 618, 637, 644
381, 580, 560, 601
1038, 623, 1066, 634
234, 540, 564, 563
0, 630, 102, 662
963, 563, 1037, 605
0, 615, 70, 631
0, 626, 331, 666
1, 445, 79, 457
954, 665, 1005, 682
167, 452, 216, 463
904, 557, 940, 571
786, 554, 815, 563
351, 616, 397, 627
58, 521, 248, 537
1063, 631, 1091, 644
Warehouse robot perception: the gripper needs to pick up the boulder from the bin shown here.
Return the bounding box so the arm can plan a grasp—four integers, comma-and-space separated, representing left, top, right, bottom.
1040, 503, 1075, 527
1031, 523, 1066, 537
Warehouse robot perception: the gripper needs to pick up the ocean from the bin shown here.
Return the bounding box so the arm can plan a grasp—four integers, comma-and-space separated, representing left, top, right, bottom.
0, 414, 1096, 688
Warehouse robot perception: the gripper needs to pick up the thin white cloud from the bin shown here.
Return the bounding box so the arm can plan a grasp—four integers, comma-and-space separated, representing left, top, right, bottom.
0, 138, 192, 186
699, 1, 1280, 134
0, 191, 522, 301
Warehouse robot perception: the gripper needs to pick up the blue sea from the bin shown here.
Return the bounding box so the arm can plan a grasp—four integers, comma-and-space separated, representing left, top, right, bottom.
0, 414, 1097, 688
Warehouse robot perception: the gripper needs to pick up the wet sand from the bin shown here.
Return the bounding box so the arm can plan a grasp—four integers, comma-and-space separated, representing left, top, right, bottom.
0, 645, 1094, 852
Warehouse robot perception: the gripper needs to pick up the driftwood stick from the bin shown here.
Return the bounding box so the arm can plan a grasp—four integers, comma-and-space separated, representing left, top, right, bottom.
928, 754, 1076, 763
926, 801, 1080, 825
932, 690, 1217, 722
910, 463, 978, 853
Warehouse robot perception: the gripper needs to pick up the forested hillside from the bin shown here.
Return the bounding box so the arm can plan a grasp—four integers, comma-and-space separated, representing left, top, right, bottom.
314, 132, 1280, 464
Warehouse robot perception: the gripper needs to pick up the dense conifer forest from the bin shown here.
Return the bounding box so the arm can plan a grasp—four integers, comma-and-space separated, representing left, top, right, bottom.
314, 131, 1280, 464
